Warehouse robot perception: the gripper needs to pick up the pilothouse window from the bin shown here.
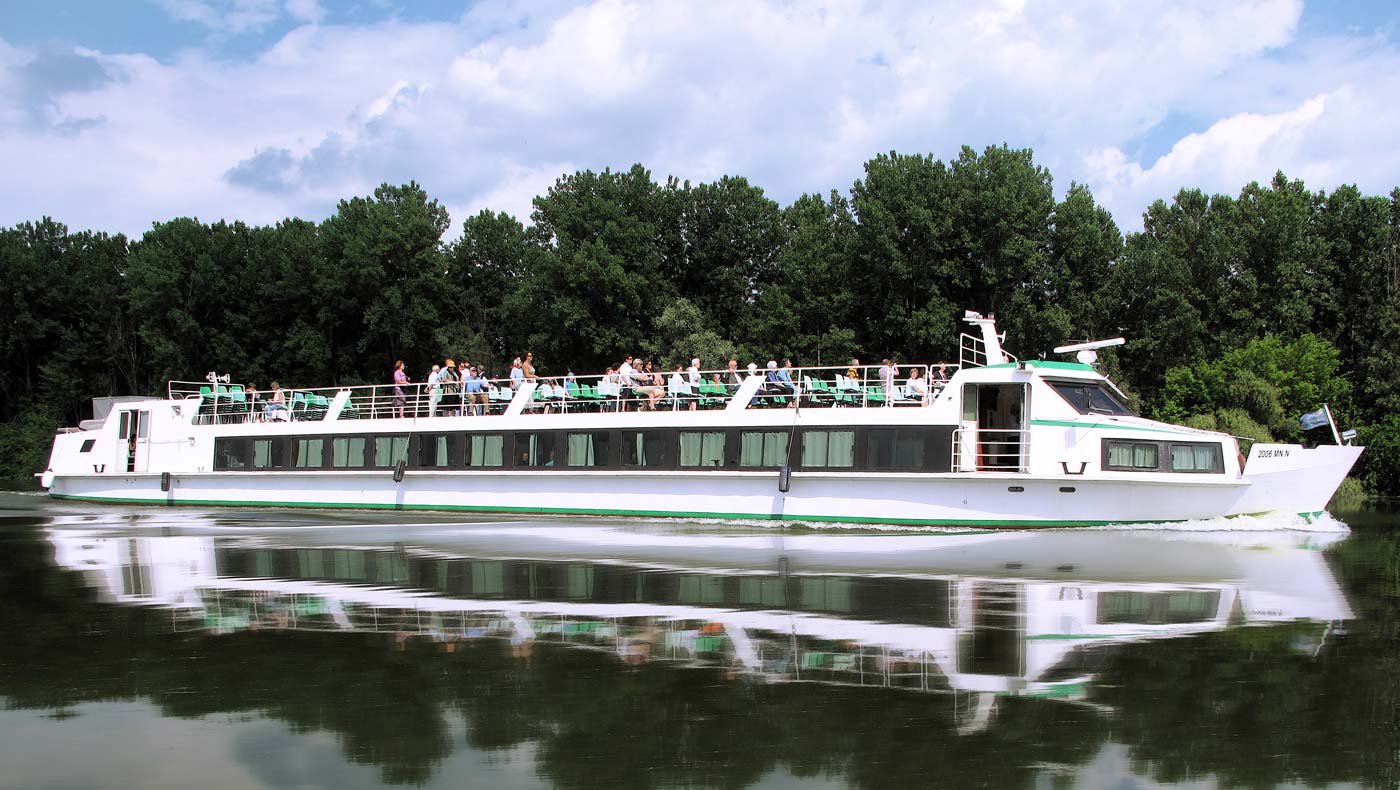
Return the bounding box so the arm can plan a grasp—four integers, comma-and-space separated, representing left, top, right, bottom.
1049, 380, 1134, 416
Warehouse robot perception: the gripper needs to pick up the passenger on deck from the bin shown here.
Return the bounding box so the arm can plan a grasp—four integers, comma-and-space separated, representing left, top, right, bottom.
463, 365, 487, 415
426, 364, 442, 417
603, 366, 620, 412
440, 360, 459, 416
725, 359, 743, 392
565, 370, 579, 397
907, 368, 929, 404
509, 357, 524, 389
523, 352, 538, 382
932, 362, 949, 387
392, 360, 409, 419
847, 358, 861, 385
669, 365, 687, 406
779, 358, 797, 407
264, 381, 286, 420
637, 360, 665, 410
687, 358, 701, 411
878, 359, 895, 405
618, 356, 637, 408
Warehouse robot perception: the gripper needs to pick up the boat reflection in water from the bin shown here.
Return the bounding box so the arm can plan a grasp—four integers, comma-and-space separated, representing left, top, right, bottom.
46, 517, 1352, 733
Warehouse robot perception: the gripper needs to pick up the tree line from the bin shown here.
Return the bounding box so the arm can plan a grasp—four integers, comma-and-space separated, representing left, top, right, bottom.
2, 144, 1398, 494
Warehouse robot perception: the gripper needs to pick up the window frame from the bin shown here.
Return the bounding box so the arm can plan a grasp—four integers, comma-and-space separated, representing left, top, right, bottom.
1102, 439, 1223, 474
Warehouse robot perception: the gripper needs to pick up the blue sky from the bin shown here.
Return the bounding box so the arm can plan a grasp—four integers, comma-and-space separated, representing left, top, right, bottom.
2, 0, 1399, 237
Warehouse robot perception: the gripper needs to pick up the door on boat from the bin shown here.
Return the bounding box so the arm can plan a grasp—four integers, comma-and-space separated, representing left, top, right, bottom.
957, 581, 1025, 678
959, 383, 1029, 471
117, 409, 150, 473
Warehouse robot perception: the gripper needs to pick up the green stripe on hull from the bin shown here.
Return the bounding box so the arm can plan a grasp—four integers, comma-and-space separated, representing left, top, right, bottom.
46, 492, 1173, 528
1030, 419, 1198, 436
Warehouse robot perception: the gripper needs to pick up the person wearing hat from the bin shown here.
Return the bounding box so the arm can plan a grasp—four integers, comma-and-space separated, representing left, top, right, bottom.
463, 364, 488, 416
440, 359, 460, 416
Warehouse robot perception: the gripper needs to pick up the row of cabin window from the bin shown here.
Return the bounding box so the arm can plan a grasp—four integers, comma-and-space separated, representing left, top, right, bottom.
213, 426, 950, 473
1101, 439, 1224, 474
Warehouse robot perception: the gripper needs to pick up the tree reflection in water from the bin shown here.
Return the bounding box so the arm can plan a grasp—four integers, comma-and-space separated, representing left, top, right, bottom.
0, 521, 1395, 789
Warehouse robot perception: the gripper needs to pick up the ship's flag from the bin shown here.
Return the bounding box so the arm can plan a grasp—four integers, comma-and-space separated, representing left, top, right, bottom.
1300, 408, 1330, 431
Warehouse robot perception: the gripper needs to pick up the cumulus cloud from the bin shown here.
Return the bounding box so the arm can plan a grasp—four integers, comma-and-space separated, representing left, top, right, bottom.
2, 0, 1399, 238
151, 0, 286, 33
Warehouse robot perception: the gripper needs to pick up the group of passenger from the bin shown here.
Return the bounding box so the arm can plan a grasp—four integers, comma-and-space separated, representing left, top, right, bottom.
388, 352, 954, 415
253, 351, 953, 424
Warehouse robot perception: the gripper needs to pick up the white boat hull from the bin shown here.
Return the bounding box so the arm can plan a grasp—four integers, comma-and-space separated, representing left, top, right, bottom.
46, 460, 1338, 528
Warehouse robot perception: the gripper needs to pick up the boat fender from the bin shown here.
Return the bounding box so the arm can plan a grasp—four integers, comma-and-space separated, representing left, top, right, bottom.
160, 472, 171, 492
778, 464, 791, 493
40, 469, 55, 488
393, 460, 407, 483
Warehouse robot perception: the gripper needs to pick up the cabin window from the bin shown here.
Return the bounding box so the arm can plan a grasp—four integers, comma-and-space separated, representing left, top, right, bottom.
332, 436, 366, 468
739, 431, 788, 467
566, 431, 612, 467
801, 430, 855, 468
1097, 590, 1220, 624
1049, 380, 1134, 416
80, 439, 96, 453
867, 428, 926, 470
213, 438, 247, 470
295, 438, 323, 468
621, 430, 667, 467
374, 435, 409, 467
1170, 444, 1222, 473
418, 434, 451, 468
118, 412, 130, 440
471, 561, 505, 596
252, 439, 276, 469
468, 434, 504, 467
679, 431, 726, 468
1105, 441, 1159, 470
514, 433, 555, 468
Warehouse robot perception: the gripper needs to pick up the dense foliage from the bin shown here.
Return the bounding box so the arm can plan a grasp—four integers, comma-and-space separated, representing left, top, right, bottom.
2, 147, 1398, 494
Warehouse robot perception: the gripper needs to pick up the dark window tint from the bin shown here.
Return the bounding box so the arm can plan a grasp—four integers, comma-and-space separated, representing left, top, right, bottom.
214, 438, 246, 470
867, 428, 926, 470
621, 431, 667, 467
419, 434, 451, 468
566, 432, 612, 467
515, 433, 555, 467
1049, 380, 1134, 416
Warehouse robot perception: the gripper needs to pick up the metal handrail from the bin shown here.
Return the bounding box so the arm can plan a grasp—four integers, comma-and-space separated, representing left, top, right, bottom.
951, 427, 1029, 472
165, 361, 963, 425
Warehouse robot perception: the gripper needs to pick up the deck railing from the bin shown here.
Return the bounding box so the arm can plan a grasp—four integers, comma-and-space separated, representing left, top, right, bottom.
951, 428, 1029, 473
167, 362, 960, 426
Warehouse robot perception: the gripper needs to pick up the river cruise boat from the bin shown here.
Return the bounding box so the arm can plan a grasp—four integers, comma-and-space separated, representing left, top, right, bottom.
39, 312, 1362, 528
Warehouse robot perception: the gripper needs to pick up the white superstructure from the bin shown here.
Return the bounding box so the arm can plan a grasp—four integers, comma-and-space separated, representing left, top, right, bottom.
39, 312, 1362, 527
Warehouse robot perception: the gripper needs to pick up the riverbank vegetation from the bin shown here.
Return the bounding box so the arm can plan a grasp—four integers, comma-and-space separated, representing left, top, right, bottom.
2, 146, 1398, 495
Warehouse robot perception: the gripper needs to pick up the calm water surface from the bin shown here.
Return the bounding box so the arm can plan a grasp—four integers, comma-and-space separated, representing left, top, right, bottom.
1, 492, 1396, 789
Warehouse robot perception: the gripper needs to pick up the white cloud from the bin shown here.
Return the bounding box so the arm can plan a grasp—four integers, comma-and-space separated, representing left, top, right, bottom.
2, 0, 1399, 240
152, 0, 285, 33
284, 0, 325, 25
1087, 95, 1329, 218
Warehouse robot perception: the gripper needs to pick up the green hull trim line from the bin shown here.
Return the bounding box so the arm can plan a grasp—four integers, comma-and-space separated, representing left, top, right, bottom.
1029, 419, 1196, 437
45, 493, 1176, 528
